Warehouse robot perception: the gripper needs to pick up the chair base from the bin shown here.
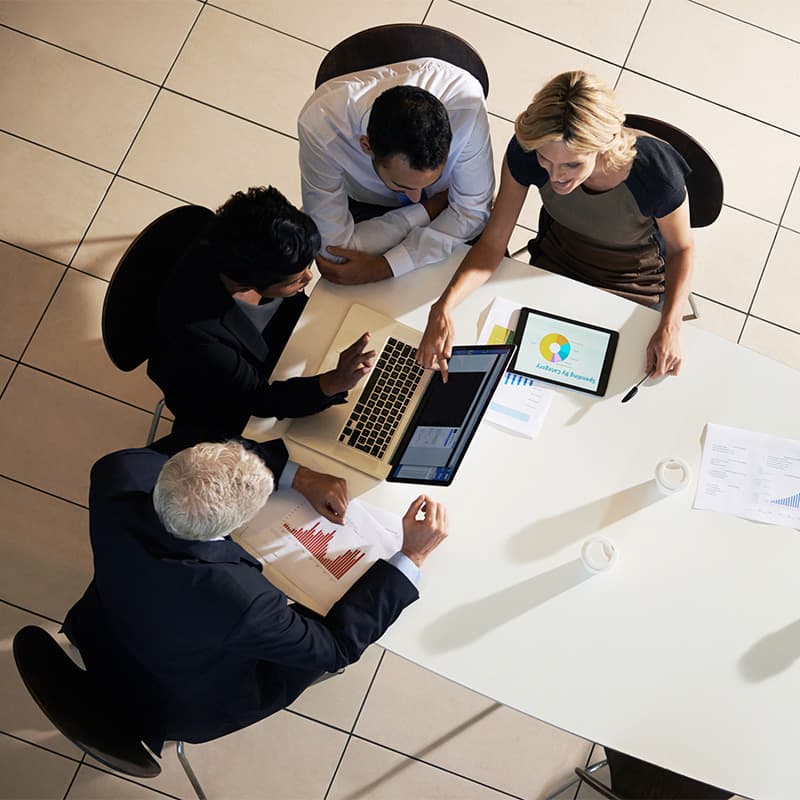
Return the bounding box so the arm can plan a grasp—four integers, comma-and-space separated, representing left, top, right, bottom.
176, 741, 207, 800
544, 759, 608, 800
146, 398, 166, 446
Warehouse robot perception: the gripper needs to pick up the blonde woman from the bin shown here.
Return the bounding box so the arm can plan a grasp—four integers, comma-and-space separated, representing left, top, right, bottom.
416, 71, 694, 381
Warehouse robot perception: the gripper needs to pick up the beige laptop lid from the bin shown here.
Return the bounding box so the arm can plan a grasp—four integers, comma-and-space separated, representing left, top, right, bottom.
287, 303, 430, 479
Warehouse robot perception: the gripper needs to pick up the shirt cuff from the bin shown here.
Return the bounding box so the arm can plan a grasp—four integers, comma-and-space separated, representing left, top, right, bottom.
384, 243, 415, 277
387, 551, 421, 587
280, 460, 299, 490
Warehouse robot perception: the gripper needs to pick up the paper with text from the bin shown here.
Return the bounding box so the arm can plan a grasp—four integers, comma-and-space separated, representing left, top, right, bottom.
478, 297, 553, 438
694, 423, 800, 529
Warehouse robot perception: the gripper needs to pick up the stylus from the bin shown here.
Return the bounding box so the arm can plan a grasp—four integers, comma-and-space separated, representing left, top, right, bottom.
621, 370, 653, 403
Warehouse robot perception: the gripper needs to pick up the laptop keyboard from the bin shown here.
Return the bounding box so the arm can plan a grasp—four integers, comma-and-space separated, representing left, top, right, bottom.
338, 337, 425, 459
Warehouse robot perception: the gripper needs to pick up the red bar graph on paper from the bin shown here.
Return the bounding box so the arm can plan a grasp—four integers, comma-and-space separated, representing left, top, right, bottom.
283, 521, 366, 580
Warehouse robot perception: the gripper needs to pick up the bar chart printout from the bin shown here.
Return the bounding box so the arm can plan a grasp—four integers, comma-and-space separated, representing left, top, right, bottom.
694, 423, 800, 528
284, 520, 366, 580
234, 490, 402, 614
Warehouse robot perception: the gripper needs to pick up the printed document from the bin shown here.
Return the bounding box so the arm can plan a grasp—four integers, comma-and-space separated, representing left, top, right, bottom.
234, 490, 402, 614
478, 297, 553, 437
694, 423, 800, 528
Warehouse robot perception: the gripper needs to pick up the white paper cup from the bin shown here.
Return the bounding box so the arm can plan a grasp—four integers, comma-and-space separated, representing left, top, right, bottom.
655, 457, 691, 495
580, 536, 617, 572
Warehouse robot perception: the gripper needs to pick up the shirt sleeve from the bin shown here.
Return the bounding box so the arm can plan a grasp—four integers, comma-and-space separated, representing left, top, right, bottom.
279, 460, 299, 490
626, 137, 691, 219
505, 136, 549, 189
387, 551, 421, 587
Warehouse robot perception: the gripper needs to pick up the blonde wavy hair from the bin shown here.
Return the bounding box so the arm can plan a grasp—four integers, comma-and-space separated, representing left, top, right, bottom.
153, 441, 274, 541
515, 71, 636, 171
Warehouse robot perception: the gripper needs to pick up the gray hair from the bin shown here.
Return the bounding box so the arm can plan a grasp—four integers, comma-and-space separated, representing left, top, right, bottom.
153, 441, 274, 541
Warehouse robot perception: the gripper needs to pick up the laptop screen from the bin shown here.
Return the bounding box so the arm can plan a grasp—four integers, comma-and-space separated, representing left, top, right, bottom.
387, 345, 513, 485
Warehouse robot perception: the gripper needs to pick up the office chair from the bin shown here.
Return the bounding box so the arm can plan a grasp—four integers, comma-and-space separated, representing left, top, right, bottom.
546, 745, 733, 800
314, 23, 489, 98
101, 204, 215, 445
624, 114, 724, 323
12, 625, 208, 800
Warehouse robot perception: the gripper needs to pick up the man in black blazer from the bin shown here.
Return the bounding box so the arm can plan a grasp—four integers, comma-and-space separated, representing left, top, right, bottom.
147, 186, 375, 449
62, 437, 447, 753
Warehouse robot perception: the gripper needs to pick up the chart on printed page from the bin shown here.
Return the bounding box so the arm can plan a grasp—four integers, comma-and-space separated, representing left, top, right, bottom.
695, 424, 800, 528
235, 490, 402, 614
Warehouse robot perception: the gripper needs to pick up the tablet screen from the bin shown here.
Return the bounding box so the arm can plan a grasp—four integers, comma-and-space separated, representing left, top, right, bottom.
510, 308, 618, 396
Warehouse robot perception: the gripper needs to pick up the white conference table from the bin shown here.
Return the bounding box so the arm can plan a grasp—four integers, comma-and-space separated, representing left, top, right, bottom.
247, 250, 800, 800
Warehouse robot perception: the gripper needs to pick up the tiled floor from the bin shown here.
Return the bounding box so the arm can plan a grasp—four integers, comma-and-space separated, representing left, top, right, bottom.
0, 0, 796, 797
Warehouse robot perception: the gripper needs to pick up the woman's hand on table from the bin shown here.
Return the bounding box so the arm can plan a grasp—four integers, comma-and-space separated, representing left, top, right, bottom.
646, 320, 682, 377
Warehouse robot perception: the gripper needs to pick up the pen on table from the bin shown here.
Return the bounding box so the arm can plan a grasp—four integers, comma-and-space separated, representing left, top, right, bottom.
621, 370, 654, 403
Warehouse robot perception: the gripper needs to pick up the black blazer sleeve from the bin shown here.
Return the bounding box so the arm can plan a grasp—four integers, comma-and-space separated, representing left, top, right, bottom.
224, 560, 418, 672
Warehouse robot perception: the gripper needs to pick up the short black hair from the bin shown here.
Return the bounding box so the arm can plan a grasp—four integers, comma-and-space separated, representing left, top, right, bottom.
209, 186, 320, 288
366, 86, 452, 171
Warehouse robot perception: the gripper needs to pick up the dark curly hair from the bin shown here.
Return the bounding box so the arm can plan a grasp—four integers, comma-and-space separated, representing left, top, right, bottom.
209, 186, 320, 288
367, 86, 452, 171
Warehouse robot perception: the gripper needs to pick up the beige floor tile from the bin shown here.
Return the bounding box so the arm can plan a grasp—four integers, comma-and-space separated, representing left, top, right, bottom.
167, 5, 322, 138
687, 297, 745, 344
0, 356, 14, 393
67, 764, 171, 800
750, 227, 800, 332
329, 736, 513, 800
509, 226, 534, 261
87, 710, 347, 800
628, 0, 800, 135
0, 243, 63, 360
426, 0, 620, 123
0, 478, 91, 622
740, 316, 800, 372
0, 733, 78, 800
691, 206, 775, 312
120, 92, 302, 209
0, 603, 82, 758
355, 652, 591, 799
0, 27, 157, 171
488, 114, 543, 234
0, 0, 200, 84
698, 0, 800, 42
0, 367, 158, 504
783, 181, 800, 233
72, 179, 186, 281
459, 0, 649, 64
24, 268, 163, 412
289, 643, 383, 730
615, 71, 800, 224
214, 0, 431, 50
0, 134, 112, 264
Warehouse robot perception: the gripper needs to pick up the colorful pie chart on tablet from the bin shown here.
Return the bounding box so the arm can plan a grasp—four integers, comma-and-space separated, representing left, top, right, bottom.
539, 333, 571, 363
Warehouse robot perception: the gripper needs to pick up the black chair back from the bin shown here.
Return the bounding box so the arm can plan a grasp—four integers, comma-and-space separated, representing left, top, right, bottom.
624, 114, 724, 228
315, 23, 489, 98
102, 205, 214, 372
12, 626, 160, 778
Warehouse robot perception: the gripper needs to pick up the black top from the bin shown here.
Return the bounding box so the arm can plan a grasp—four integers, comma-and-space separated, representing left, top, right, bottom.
506, 134, 690, 222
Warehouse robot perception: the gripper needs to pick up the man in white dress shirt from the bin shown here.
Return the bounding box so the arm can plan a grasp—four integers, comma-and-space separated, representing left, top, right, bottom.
298, 58, 494, 285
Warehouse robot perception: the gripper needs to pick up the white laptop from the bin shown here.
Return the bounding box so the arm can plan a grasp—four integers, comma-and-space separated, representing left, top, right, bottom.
287, 303, 513, 485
